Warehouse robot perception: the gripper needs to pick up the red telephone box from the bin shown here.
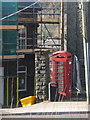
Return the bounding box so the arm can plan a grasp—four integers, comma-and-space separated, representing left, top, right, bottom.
51, 51, 72, 97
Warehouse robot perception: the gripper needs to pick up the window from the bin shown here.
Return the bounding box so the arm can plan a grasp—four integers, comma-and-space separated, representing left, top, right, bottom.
17, 66, 27, 91
18, 27, 27, 49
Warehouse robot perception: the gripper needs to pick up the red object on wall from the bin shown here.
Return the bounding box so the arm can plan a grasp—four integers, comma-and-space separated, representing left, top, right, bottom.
51, 51, 72, 97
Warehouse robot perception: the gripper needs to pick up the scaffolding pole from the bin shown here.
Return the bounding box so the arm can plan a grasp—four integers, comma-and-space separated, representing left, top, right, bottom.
16, 77, 19, 107
60, 0, 64, 50
6, 77, 9, 107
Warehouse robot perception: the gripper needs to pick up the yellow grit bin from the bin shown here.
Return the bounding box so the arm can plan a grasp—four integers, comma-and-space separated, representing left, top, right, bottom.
20, 96, 36, 107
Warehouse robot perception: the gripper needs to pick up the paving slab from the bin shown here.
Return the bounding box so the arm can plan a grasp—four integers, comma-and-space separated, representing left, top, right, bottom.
0, 101, 89, 115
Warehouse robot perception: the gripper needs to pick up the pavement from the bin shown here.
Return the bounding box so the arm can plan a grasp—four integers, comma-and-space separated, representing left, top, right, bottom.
0, 101, 90, 119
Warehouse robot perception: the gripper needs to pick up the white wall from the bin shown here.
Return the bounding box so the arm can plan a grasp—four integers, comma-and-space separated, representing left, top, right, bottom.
0, 67, 4, 106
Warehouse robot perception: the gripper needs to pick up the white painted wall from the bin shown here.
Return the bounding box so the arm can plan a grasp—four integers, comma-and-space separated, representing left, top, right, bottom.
0, 67, 4, 106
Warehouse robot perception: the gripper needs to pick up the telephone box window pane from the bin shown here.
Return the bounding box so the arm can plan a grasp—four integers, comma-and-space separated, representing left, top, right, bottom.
58, 84, 63, 87
67, 56, 71, 58
57, 69, 64, 72
57, 76, 63, 79
56, 62, 64, 65
58, 81, 64, 83
57, 66, 64, 68
56, 73, 63, 75
58, 88, 63, 91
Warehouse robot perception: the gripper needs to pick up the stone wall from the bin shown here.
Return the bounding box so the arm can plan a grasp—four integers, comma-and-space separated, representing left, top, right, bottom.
35, 51, 50, 102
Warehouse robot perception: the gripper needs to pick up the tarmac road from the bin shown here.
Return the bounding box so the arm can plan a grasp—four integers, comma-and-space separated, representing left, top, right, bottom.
1, 112, 90, 120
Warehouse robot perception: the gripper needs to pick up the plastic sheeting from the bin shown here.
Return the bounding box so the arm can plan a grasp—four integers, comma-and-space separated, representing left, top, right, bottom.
2, 2, 18, 55
73, 55, 82, 93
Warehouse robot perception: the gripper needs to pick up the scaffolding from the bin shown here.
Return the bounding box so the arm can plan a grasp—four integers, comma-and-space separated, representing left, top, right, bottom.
17, 2, 64, 102
2, 1, 65, 107
2, 2, 64, 55
17, 2, 64, 51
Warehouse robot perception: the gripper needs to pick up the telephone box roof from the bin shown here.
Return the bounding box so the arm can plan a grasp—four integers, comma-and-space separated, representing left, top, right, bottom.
52, 51, 72, 56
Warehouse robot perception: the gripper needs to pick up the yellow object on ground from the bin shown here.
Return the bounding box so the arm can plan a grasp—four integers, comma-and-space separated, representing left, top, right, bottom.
20, 96, 36, 107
